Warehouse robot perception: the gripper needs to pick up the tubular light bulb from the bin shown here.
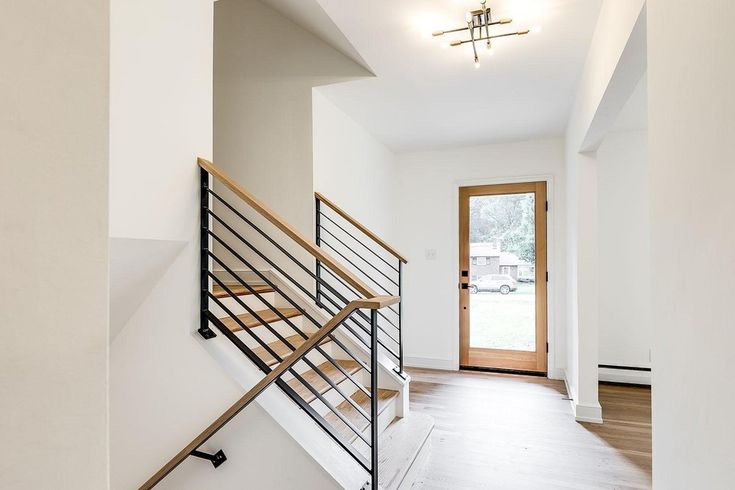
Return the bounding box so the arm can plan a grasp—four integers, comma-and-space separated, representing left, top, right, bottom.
474, 59, 481, 69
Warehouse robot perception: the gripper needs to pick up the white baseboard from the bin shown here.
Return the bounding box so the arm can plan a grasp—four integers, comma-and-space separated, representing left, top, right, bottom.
547, 367, 565, 381
562, 369, 603, 424
598, 367, 651, 386
404, 357, 457, 371
573, 402, 603, 424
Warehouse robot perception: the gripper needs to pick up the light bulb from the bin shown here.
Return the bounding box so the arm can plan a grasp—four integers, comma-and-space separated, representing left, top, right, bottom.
465, 11, 473, 23
474, 60, 481, 69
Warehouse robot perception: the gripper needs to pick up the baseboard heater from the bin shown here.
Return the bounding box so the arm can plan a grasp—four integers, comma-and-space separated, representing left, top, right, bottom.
598, 364, 651, 386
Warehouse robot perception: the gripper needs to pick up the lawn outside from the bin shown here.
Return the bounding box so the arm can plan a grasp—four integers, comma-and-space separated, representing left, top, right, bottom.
469, 282, 536, 351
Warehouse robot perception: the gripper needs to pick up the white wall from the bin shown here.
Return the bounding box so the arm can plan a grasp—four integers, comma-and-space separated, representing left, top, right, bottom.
394, 138, 566, 376
0, 2, 110, 489
648, 0, 735, 487
107, 1, 239, 488
313, 91, 397, 242
564, 0, 646, 422
596, 130, 651, 373
214, 0, 371, 273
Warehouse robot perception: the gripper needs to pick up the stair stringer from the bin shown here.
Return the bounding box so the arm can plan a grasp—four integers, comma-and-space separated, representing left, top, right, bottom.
195, 330, 369, 490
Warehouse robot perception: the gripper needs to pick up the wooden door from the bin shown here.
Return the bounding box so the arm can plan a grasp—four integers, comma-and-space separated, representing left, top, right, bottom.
459, 182, 547, 373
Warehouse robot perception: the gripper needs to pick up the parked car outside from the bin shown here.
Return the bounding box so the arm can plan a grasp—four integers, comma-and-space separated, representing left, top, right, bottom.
469, 274, 518, 295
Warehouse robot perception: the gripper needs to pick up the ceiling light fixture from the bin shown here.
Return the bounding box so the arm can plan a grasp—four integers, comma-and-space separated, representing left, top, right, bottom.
432, 1, 534, 67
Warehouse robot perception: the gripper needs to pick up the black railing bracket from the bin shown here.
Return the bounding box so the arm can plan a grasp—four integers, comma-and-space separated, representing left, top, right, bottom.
191, 449, 227, 469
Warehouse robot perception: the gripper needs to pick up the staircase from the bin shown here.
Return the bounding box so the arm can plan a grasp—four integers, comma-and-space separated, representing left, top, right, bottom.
139, 159, 433, 489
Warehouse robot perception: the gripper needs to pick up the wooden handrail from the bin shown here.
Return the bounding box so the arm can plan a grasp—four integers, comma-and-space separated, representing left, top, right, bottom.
315, 192, 408, 264
199, 158, 378, 298
140, 296, 400, 490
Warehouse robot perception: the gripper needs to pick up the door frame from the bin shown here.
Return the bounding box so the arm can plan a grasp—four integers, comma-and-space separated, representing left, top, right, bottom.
458, 181, 548, 373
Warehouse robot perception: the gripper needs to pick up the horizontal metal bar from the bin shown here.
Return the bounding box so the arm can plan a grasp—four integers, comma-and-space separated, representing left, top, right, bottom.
318, 281, 400, 347
207, 205, 352, 311
319, 289, 400, 362
207, 310, 371, 471
207, 232, 371, 377
289, 370, 371, 445
208, 293, 285, 363
319, 225, 399, 287
320, 266, 401, 327
318, 212, 399, 273
208, 272, 300, 352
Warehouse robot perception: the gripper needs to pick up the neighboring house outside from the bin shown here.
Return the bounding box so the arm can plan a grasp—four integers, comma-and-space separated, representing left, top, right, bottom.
470, 242, 534, 281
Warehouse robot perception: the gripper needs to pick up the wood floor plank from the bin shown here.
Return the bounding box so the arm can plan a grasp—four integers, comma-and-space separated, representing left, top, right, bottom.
406, 368, 651, 490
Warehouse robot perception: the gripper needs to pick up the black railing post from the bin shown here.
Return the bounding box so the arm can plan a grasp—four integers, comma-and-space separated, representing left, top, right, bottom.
370, 309, 379, 490
199, 167, 216, 339
397, 260, 404, 374
315, 196, 323, 308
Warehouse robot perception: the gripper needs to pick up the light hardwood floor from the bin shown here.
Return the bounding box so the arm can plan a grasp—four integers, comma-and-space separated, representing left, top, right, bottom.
407, 368, 651, 490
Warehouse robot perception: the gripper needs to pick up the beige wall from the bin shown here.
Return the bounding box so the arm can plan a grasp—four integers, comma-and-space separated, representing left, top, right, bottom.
0, 2, 110, 489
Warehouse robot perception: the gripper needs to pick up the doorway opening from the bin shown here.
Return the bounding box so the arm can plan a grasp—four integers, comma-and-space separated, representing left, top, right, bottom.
459, 182, 548, 373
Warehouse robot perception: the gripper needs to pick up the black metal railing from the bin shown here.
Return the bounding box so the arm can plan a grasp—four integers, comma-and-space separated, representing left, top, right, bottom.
141, 160, 399, 489
142, 161, 393, 490
315, 193, 407, 375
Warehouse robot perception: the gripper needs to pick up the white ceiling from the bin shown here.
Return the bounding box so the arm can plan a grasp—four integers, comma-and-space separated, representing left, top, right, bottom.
313, 0, 603, 152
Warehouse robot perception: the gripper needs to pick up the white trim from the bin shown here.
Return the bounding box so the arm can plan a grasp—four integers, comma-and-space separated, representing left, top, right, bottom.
404, 356, 457, 371
563, 369, 603, 423
548, 367, 566, 381
451, 174, 558, 379
573, 402, 603, 424
598, 367, 651, 386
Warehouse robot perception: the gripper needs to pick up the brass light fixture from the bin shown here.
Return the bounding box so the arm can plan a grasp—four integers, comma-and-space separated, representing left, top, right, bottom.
432, 1, 534, 68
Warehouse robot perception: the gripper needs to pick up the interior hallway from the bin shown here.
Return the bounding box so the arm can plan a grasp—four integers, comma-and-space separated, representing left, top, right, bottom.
407, 368, 651, 489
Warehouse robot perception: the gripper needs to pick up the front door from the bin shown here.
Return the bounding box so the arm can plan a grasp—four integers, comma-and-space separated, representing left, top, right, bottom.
459, 182, 547, 373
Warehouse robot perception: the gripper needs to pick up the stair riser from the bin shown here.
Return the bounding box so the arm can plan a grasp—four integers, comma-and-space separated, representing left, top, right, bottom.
352, 398, 398, 455
209, 292, 277, 317
236, 337, 331, 375
235, 317, 305, 345
300, 375, 363, 418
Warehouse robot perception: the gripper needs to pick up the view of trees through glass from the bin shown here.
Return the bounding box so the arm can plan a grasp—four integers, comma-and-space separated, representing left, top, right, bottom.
469, 193, 536, 352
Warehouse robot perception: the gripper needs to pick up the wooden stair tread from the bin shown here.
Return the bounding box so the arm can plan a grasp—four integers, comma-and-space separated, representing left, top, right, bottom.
324, 388, 398, 443
212, 283, 274, 298
220, 307, 301, 332
252, 334, 330, 367
287, 360, 362, 403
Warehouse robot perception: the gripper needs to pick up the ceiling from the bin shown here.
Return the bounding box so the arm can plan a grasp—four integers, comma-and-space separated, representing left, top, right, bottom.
312, 0, 603, 152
